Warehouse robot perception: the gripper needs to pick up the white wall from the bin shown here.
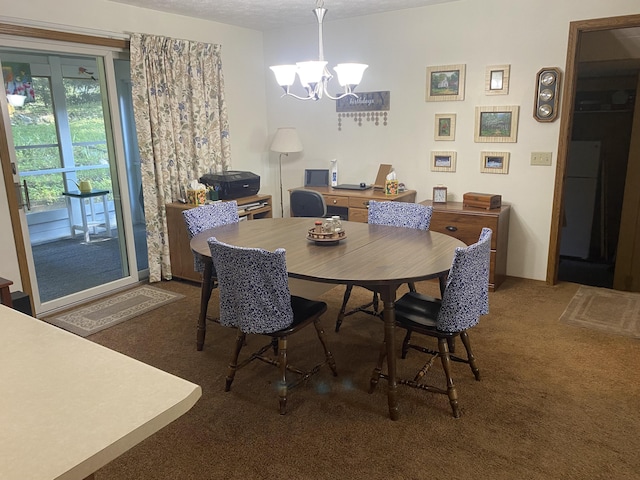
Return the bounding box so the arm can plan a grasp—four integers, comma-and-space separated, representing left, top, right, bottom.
0, 0, 270, 291
263, 0, 640, 281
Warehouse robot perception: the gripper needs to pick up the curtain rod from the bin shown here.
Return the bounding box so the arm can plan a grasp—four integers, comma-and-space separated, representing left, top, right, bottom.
0, 15, 129, 40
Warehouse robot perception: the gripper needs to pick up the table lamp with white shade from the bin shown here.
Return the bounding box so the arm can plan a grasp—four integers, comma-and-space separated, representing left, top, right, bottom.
270, 127, 303, 217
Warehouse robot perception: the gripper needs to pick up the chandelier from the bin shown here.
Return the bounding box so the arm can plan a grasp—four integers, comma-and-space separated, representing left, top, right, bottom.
269, 1, 368, 101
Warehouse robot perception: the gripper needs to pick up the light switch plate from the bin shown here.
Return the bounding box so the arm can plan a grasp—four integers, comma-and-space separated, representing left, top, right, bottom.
531, 151, 552, 166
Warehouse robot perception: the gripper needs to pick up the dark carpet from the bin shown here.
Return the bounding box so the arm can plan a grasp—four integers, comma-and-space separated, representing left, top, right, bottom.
88, 277, 640, 480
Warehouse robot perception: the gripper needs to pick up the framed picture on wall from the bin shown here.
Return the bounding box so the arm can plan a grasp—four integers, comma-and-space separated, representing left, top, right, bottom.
480, 151, 510, 174
434, 113, 456, 141
431, 151, 457, 172
485, 65, 510, 95
474, 105, 519, 143
426, 64, 466, 102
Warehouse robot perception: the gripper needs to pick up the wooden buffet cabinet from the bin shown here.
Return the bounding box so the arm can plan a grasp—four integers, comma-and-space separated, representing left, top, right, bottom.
165, 194, 272, 282
420, 200, 510, 291
293, 186, 417, 222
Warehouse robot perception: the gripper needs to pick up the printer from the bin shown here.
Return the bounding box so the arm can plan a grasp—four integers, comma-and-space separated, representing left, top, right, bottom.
199, 171, 260, 200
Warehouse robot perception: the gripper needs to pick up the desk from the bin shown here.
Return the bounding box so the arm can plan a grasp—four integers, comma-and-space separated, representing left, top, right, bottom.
0, 305, 201, 480
63, 190, 112, 243
165, 194, 273, 282
292, 186, 417, 222
190, 218, 464, 420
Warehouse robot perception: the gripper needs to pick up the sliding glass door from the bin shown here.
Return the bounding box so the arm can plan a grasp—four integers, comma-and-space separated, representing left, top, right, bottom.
1, 44, 146, 315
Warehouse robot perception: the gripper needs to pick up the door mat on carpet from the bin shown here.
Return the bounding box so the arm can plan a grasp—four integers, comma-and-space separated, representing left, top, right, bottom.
44, 286, 184, 337
560, 285, 640, 339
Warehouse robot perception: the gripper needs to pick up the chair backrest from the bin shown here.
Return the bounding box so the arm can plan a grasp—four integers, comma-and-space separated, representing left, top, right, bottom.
182, 201, 239, 272
207, 237, 294, 334
290, 189, 327, 218
367, 200, 433, 231
437, 227, 492, 332
182, 201, 239, 238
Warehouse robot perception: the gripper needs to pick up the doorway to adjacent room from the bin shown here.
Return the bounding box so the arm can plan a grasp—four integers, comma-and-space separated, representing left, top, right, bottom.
549, 14, 640, 292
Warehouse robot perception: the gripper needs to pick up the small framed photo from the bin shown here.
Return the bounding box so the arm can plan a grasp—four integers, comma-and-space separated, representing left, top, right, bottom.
485, 65, 510, 95
474, 105, 519, 143
426, 64, 466, 102
431, 151, 457, 172
434, 113, 456, 141
481, 151, 510, 174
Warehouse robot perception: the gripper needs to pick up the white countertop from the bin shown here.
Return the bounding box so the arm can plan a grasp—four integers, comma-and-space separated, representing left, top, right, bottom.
0, 305, 201, 480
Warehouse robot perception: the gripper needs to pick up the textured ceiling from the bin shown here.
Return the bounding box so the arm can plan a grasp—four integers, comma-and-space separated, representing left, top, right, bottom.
108, 0, 458, 31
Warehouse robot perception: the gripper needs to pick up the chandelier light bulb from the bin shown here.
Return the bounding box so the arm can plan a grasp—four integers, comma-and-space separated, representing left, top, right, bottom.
270, 65, 297, 87
333, 63, 369, 88
269, 2, 367, 101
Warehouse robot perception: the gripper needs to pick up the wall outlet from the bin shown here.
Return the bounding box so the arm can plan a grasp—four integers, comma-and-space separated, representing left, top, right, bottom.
531, 151, 552, 166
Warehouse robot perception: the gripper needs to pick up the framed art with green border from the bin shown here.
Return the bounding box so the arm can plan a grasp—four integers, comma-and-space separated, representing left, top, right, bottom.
434, 113, 456, 141
426, 64, 466, 102
474, 105, 519, 143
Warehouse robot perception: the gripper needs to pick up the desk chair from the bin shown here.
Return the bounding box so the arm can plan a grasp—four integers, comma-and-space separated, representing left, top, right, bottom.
290, 189, 327, 218
208, 237, 338, 414
335, 200, 433, 332
182, 201, 239, 350
369, 228, 492, 418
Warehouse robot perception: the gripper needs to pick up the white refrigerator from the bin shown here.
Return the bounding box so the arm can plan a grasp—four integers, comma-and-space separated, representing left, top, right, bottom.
560, 141, 601, 259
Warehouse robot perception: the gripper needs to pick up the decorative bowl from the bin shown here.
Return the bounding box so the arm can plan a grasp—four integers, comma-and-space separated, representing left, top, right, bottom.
307, 228, 346, 245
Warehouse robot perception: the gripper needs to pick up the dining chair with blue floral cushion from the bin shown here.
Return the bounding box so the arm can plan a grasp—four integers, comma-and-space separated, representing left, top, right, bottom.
207, 237, 338, 415
335, 200, 433, 332
182, 201, 239, 350
369, 228, 492, 418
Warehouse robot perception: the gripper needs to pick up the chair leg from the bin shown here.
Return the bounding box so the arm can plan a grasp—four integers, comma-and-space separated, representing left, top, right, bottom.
313, 319, 338, 376
408, 282, 417, 293
459, 331, 480, 381
335, 284, 354, 332
225, 330, 245, 392
197, 261, 215, 351
369, 340, 387, 393
371, 291, 379, 313
447, 337, 456, 354
438, 337, 460, 418
401, 329, 412, 359
277, 336, 288, 415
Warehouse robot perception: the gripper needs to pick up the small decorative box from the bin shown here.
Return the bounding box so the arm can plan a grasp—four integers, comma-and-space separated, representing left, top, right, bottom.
463, 192, 502, 210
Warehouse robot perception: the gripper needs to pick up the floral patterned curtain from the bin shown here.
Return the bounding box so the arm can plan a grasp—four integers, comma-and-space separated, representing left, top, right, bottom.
130, 33, 231, 282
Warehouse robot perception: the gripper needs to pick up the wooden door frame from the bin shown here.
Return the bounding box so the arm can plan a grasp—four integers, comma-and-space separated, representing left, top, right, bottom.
0, 23, 128, 308
546, 13, 640, 285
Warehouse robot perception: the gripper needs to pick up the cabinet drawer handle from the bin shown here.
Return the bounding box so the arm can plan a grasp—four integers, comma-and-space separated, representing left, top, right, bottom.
332, 199, 337, 204
446, 225, 457, 232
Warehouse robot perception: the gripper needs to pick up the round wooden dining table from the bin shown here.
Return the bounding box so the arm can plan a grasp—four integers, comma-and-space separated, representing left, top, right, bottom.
191, 217, 465, 420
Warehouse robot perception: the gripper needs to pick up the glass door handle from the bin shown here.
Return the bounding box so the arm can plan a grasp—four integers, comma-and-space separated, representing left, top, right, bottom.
14, 180, 31, 210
